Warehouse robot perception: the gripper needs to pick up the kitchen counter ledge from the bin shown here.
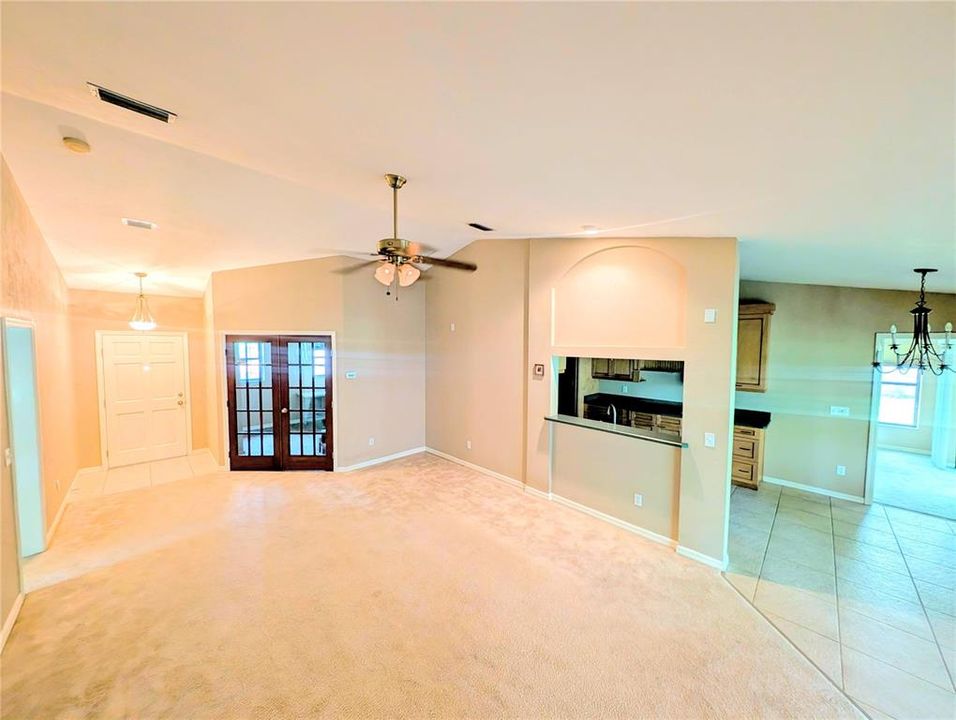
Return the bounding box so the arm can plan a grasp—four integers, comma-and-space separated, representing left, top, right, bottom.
545, 414, 688, 448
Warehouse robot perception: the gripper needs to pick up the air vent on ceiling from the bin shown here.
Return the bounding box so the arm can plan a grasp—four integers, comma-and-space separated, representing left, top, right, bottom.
468, 222, 494, 232
87, 83, 177, 123
122, 217, 158, 230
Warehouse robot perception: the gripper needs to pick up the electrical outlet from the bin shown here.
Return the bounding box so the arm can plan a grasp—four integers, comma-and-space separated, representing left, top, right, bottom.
466, 440, 472, 450
704, 308, 718, 323
368, 437, 375, 447
836, 465, 847, 476
621, 384, 629, 393
633, 493, 643, 507
830, 406, 850, 417
704, 432, 716, 448
450, 322, 456, 332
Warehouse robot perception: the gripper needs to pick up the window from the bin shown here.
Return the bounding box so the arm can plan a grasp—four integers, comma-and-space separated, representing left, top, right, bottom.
236, 342, 261, 382
878, 367, 921, 427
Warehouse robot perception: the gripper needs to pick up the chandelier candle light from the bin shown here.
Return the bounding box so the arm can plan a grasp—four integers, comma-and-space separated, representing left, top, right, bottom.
874, 268, 954, 376
129, 272, 157, 331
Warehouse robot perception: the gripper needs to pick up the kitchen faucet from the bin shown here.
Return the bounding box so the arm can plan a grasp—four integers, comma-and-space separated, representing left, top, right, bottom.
607, 403, 617, 425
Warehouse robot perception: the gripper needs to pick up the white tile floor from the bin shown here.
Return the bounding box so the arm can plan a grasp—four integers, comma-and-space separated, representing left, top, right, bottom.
68, 451, 222, 502
727, 482, 956, 720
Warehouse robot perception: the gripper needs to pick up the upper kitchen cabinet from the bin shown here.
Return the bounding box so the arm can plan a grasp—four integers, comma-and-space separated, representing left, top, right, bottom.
736, 302, 775, 392
591, 357, 635, 380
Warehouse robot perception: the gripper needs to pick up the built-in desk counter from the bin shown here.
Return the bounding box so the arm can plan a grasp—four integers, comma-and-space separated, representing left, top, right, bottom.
544, 414, 688, 448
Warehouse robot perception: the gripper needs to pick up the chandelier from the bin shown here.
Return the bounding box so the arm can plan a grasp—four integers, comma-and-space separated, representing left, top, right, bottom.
129, 272, 157, 331
874, 268, 953, 376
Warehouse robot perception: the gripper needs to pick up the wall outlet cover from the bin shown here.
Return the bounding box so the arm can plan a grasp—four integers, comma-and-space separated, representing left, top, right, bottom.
633, 493, 643, 507
466, 440, 472, 450
368, 437, 375, 446
836, 465, 847, 476
704, 308, 718, 323
345, 370, 357, 380
704, 432, 716, 448
830, 406, 850, 417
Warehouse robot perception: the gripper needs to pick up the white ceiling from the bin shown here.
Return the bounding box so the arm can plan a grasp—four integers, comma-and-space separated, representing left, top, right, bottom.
2, 2, 953, 296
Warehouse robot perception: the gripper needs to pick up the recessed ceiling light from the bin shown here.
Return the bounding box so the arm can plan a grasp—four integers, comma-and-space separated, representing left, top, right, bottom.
62, 136, 91, 154
122, 217, 158, 230
581, 225, 600, 235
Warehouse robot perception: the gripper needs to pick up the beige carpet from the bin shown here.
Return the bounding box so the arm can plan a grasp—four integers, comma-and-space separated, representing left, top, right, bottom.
2, 453, 861, 719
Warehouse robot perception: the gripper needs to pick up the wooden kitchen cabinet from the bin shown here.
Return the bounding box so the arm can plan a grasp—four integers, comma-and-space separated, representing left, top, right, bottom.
736, 303, 775, 392
591, 358, 635, 381
731, 425, 765, 489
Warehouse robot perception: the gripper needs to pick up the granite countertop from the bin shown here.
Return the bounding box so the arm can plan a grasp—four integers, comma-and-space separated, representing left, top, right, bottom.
583, 393, 771, 429
544, 414, 688, 448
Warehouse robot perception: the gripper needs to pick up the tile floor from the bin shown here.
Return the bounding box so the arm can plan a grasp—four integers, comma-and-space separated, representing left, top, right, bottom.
874, 449, 956, 521
67, 451, 222, 502
726, 482, 956, 720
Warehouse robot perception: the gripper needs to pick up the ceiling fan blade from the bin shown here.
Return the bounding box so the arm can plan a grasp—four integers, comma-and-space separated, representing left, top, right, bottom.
414, 255, 477, 272
333, 258, 383, 275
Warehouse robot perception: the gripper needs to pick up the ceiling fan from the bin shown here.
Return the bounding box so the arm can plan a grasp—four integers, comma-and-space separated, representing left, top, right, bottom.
335, 174, 478, 294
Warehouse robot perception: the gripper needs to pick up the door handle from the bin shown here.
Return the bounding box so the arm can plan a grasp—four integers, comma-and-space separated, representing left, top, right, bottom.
177, 400, 184, 406
281, 408, 288, 414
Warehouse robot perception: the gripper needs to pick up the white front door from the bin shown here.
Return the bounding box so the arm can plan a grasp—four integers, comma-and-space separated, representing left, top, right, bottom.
101, 333, 189, 467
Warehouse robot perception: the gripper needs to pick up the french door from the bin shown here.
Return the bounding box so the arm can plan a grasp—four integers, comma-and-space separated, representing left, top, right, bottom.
225, 335, 333, 471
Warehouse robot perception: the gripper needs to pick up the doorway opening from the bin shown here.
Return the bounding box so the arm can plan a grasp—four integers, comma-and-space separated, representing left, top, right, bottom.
867, 333, 956, 519
225, 335, 333, 471
2, 318, 46, 558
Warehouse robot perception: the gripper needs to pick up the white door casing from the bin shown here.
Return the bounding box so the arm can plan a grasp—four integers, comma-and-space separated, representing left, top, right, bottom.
100, 333, 189, 467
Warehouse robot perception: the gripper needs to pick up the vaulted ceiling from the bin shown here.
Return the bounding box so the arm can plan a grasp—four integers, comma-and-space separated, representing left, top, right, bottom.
2, 2, 953, 296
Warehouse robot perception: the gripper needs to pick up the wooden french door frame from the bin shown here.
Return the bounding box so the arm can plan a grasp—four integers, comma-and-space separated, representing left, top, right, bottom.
222, 332, 336, 471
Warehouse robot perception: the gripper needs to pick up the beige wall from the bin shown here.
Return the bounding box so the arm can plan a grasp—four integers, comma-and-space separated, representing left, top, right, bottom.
210, 256, 426, 468
426, 237, 738, 564
1, 157, 80, 537
527, 238, 739, 564
68, 289, 209, 468
1, 157, 82, 625
425, 239, 529, 481
551, 422, 681, 540
737, 280, 956, 498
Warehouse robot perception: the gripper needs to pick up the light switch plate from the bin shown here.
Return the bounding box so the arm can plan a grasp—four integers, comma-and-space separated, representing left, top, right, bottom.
704, 308, 718, 323
704, 432, 716, 448
345, 371, 357, 380
830, 406, 850, 417
533, 363, 545, 377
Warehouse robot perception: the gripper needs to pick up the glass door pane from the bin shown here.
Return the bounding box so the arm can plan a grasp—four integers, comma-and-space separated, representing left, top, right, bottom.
226, 336, 280, 470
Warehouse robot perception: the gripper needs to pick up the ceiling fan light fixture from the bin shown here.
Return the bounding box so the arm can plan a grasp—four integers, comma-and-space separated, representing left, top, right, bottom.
374, 261, 396, 286
398, 263, 421, 287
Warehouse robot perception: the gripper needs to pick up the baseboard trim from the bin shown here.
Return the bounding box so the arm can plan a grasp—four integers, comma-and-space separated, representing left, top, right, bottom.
550, 493, 677, 549
524, 485, 551, 500
876, 444, 931, 456
763, 476, 864, 504
677, 545, 727, 571
46, 465, 91, 545
0, 593, 24, 654
424, 448, 523, 488
336, 447, 426, 473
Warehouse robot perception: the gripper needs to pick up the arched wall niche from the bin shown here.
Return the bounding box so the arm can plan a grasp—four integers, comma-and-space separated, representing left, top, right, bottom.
552, 245, 687, 351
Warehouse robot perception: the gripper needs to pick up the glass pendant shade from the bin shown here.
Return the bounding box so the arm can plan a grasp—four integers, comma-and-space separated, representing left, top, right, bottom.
374, 261, 396, 286
397, 263, 421, 287
129, 273, 157, 331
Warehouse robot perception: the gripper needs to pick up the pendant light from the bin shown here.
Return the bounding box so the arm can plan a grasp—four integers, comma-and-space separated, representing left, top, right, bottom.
873, 268, 953, 375
129, 272, 157, 331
